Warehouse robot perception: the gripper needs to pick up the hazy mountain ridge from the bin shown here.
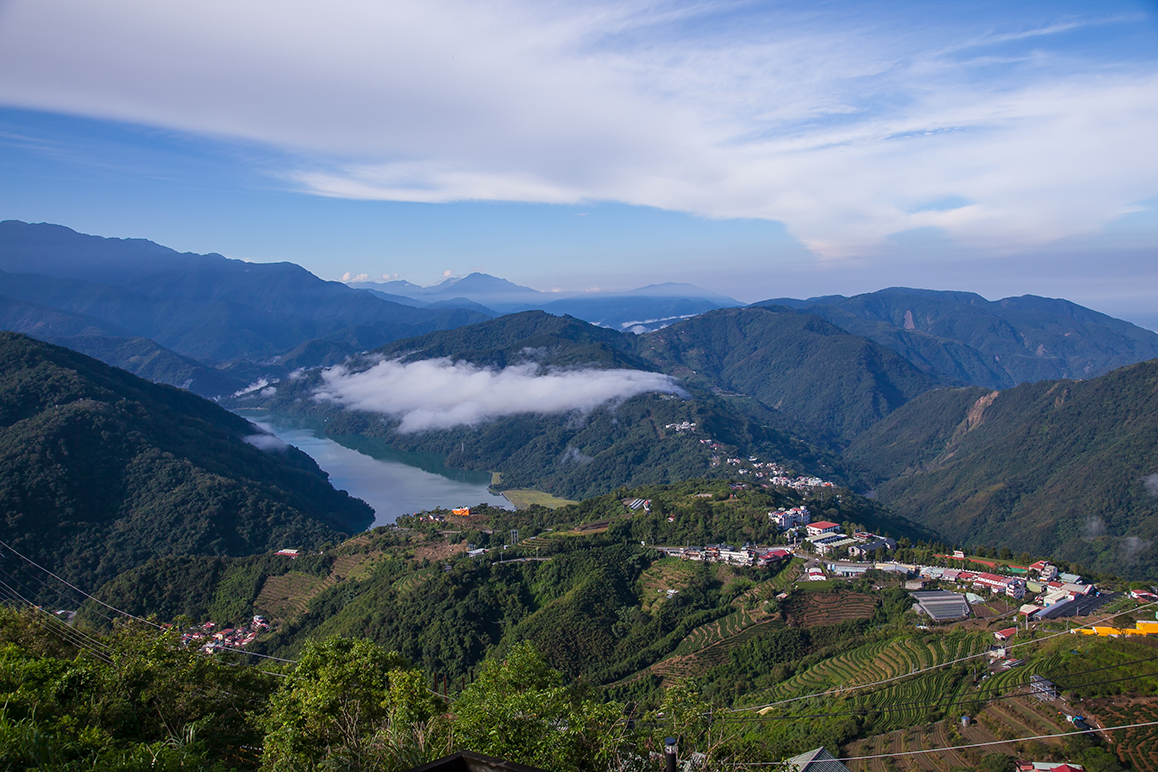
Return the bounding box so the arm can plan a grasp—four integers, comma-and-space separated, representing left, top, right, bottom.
0, 332, 372, 594
0, 221, 490, 385
359, 271, 741, 331
843, 359, 1158, 577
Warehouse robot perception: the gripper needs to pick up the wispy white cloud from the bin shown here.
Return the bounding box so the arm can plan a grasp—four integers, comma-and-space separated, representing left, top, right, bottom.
313, 357, 685, 432
0, 0, 1153, 256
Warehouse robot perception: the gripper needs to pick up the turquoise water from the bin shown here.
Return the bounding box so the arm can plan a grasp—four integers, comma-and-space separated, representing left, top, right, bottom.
240, 412, 512, 527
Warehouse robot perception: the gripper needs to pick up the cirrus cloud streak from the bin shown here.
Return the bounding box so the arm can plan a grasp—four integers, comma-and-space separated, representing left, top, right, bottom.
313, 358, 685, 433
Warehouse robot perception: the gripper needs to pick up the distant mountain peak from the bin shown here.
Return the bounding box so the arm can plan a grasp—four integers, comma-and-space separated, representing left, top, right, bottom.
427, 272, 543, 297
621, 282, 739, 305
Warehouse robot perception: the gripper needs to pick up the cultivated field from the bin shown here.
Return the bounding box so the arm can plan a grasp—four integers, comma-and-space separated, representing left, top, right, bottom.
842, 695, 1071, 771
1091, 698, 1158, 771
782, 589, 877, 627
502, 488, 578, 509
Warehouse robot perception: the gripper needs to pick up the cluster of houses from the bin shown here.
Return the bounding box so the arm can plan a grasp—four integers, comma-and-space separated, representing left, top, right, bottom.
765, 509, 897, 559
916, 559, 1094, 604
796, 521, 899, 558
667, 544, 793, 567
181, 615, 270, 654
903, 556, 1110, 623
717, 456, 837, 491
769, 505, 811, 529
917, 565, 1032, 599
664, 421, 697, 432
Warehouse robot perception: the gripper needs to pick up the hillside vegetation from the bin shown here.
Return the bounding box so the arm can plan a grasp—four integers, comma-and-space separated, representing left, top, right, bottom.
758, 288, 1158, 389
0, 332, 372, 593
66, 477, 1145, 771
844, 359, 1158, 577
632, 306, 941, 444
235, 311, 848, 500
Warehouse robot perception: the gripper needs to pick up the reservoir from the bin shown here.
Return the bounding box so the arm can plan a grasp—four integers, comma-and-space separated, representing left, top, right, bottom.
241, 412, 512, 527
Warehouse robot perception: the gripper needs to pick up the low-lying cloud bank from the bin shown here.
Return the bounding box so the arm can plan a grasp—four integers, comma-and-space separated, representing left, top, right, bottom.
314, 358, 685, 433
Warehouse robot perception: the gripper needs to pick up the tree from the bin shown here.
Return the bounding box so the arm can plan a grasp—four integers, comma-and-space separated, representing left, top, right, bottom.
261, 638, 446, 772
452, 641, 623, 772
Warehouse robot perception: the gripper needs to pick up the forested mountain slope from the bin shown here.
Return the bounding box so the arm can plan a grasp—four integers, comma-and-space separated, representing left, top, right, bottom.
632, 307, 942, 445
369, 310, 647, 370
0, 292, 245, 398
756, 288, 1158, 389
0, 332, 372, 593
232, 311, 849, 499
843, 359, 1158, 577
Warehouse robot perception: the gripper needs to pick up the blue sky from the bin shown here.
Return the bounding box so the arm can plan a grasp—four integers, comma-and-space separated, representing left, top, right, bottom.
0, 0, 1155, 322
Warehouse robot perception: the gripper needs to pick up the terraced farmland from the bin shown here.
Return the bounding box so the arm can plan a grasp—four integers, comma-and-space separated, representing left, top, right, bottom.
391, 570, 432, 597
739, 634, 987, 725
653, 619, 779, 682
782, 590, 877, 627
1092, 698, 1158, 771
842, 696, 1068, 772
254, 550, 389, 622
254, 572, 326, 622
674, 609, 771, 656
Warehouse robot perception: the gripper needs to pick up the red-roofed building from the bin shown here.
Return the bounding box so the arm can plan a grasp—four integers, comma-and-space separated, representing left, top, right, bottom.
806, 521, 840, 537
994, 627, 1018, 642
758, 549, 792, 566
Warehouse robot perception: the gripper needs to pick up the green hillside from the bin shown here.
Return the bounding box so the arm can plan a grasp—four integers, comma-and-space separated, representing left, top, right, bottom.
67, 478, 1144, 771
758, 288, 1158, 389
326, 391, 841, 500
367, 309, 647, 369
844, 359, 1158, 577
0, 332, 373, 594
632, 307, 941, 445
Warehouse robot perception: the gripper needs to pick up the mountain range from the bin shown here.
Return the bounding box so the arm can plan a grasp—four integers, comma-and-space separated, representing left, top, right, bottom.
756, 288, 1158, 388
0, 221, 489, 395
6, 220, 1158, 576
355, 273, 740, 332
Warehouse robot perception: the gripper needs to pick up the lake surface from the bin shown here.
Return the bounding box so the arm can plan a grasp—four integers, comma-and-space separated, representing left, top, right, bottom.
240, 412, 512, 527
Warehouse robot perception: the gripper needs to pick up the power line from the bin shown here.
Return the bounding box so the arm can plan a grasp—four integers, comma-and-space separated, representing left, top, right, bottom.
0, 560, 121, 627
0, 538, 162, 629
726, 719, 1158, 765
0, 578, 109, 653
0, 554, 122, 626
0, 584, 112, 663
718, 649, 1158, 723
0, 538, 299, 665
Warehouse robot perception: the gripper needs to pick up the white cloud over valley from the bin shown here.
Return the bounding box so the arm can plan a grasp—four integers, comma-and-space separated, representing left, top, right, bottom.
313, 358, 685, 432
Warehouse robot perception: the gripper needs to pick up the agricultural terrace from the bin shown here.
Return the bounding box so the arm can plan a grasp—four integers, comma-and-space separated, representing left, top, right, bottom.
502, 488, 578, 510
731, 632, 990, 735
843, 694, 1071, 772
781, 588, 877, 628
